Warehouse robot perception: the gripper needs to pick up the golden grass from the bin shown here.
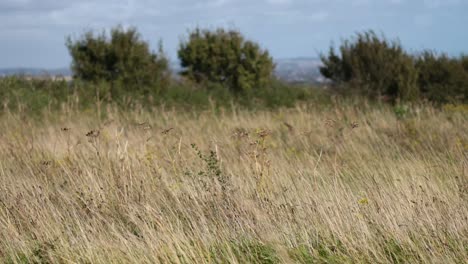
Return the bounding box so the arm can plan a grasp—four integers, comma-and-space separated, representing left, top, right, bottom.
0, 103, 467, 263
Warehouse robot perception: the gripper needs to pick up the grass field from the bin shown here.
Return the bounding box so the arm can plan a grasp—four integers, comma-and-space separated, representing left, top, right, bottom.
0, 102, 467, 263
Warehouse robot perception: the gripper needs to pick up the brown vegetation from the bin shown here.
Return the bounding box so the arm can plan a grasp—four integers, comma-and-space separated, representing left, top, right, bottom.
0, 102, 467, 263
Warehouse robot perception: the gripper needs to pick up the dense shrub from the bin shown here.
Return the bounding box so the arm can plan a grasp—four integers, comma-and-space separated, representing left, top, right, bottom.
415, 51, 468, 103
320, 31, 419, 102
0, 77, 73, 115
178, 28, 275, 93
8, 25, 468, 112
66, 26, 169, 98
0, 76, 326, 116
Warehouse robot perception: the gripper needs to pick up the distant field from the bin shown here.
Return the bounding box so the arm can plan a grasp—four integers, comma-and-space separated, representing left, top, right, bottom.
0, 103, 467, 263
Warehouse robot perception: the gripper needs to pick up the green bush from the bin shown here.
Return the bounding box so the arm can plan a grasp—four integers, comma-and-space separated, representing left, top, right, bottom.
320, 31, 419, 102
66, 25, 169, 98
0, 77, 73, 115
178, 27, 275, 93
415, 51, 468, 103
243, 79, 311, 108
0, 76, 328, 116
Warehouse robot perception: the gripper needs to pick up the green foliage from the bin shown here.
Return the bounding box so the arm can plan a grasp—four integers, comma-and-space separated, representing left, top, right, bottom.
288, 243, 349, 264
209, 239, 280, 264
0, 77, 74, 115
4, 252, 29, 264
4, 241, 56, 264
0, 77, 328, 117
190, 143, 222, 178
382, 239, 422, 264
393, 104, 409, 120
66, 26, 169, 97
178, 28, 275, 93
415, 51, 468, 103
320, 31, 419, 102
288, 245, 316, 263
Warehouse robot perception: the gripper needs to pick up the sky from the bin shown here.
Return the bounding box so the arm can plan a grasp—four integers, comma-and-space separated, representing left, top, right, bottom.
0, 0, 467, 68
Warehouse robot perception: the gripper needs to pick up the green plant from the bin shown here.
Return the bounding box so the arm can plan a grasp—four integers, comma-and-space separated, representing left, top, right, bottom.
288, 245, 315, 263
178, 27, 274, 93
393, 104, 409, 120
383, 239, 420, 264
191, 143, 222, 178
288, 243, 349, 264
320, 30, 419, 102
210, 239, 280, 264
4, 252, 30, 264
66, 25, 169, 97
415, 51, 468, 104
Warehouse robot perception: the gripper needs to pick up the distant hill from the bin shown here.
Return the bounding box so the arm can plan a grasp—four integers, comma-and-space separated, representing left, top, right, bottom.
1, 57, 325, 84
274, 57, 324, 84
172, 57, 325, 84
0, 67, 71, 77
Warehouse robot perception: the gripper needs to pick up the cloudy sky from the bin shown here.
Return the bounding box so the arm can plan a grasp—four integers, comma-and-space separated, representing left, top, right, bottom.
1, 0, 467, 68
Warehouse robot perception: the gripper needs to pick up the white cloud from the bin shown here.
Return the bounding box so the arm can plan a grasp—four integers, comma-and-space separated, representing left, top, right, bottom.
0, 0, 467, 67
266, 0, 293, 5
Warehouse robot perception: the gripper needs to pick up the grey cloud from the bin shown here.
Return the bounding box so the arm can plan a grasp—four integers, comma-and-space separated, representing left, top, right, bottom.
0, 0, 466, 68
0, 0, 71, 14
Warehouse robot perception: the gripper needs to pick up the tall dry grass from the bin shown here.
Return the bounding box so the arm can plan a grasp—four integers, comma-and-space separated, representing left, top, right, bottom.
0, 102, 467, 263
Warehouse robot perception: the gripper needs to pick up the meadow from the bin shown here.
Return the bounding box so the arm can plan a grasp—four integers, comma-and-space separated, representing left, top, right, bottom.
0, 101, 467, 263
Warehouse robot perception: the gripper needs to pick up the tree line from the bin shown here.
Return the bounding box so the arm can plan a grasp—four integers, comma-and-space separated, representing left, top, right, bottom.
65, 26, 275, 100
66, 26, 467, 104
320, 31, 468, 103
1, 25, 467, 115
